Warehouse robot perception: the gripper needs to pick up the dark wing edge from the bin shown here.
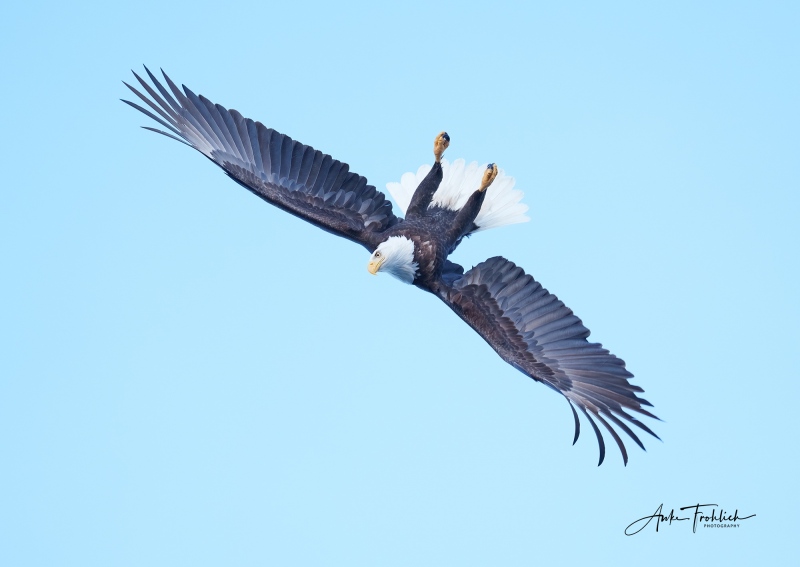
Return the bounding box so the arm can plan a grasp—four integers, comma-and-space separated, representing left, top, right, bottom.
437, 256, 659, 465
122, 66, 400, 249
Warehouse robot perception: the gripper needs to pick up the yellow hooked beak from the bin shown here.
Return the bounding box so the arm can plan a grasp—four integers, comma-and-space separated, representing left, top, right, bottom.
367, 256, 385, 275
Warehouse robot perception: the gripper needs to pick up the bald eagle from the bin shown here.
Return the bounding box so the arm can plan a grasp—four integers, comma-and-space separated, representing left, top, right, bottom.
123, 67, 659, 465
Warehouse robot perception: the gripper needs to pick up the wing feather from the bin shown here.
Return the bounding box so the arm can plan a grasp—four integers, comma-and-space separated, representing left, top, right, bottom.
123, 67, 400, 249
230, 109, 255, 165
120, 96, 178, 136
141, 127, 191, 146
438, 256, 659, 465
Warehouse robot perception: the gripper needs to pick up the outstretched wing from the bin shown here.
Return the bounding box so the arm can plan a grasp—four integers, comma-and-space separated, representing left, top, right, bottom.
438, 256, 659, 465
123, 67, 400, 250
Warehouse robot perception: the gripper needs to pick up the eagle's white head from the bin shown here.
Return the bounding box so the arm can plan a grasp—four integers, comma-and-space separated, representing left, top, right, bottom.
367, 236, 419, 284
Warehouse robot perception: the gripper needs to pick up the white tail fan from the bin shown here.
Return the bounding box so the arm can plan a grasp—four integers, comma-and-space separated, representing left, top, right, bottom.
386, 158, 529, 232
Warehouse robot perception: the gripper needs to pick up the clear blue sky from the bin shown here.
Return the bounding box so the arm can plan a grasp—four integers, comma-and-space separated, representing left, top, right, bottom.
2, 1, 797, 565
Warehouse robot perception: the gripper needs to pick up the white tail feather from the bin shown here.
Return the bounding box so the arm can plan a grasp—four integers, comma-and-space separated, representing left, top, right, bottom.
386, 158, 529, 232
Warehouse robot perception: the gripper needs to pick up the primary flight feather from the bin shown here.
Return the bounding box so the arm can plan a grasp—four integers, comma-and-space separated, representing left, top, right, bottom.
123, 67, 660, 465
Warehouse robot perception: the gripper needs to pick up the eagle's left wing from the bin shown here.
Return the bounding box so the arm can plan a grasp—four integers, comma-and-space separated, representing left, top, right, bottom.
123, 67, 400, 250
437, 256, 659, 465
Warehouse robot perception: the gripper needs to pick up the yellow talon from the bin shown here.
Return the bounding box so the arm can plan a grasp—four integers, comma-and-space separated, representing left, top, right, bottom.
434, 131, 450, 163
479, 163, 498, 192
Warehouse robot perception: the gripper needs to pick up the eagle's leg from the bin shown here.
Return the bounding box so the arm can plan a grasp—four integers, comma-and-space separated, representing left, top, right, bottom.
406, 132, 450, 218
447, 164, 498, 240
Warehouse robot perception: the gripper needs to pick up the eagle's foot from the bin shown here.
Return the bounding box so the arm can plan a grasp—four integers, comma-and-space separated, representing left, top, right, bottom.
433, 131, 450, 163
478, 163, 498, 192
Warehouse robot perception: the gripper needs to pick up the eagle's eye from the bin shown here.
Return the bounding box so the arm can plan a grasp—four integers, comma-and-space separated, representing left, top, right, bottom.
375, 251, 382, 258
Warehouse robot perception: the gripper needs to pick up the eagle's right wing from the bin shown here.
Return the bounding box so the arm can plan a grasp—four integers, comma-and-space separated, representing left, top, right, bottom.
123, 67, 400, 250
437, 256, 659, 465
